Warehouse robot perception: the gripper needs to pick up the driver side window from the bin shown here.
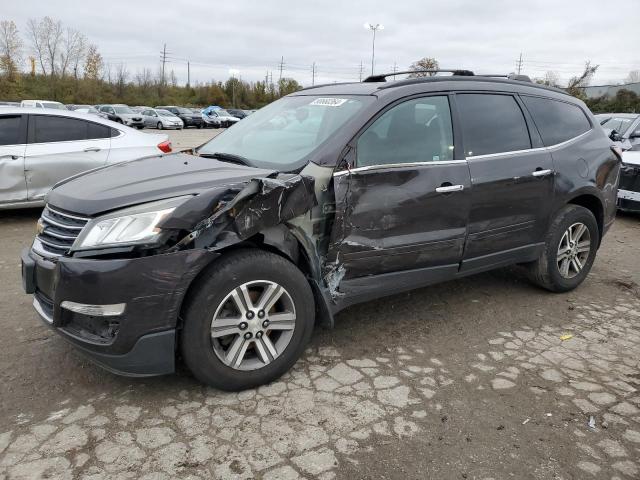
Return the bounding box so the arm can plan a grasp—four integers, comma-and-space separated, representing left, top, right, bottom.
356, 96, 454, 167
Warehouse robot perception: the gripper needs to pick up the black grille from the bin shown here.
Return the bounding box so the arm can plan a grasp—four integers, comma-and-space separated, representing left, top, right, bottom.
34, 205, 89, 257
619, 164, 640, 192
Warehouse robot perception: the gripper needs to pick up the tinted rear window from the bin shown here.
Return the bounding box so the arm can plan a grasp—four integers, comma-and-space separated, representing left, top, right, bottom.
0, 115, 23, 145
457, 94, 531, 157
521, 96, 591, 146
32, 116, 111, 143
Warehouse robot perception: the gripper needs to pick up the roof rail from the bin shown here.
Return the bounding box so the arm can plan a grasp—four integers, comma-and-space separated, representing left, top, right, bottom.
363, 69, 474, 82
363, 70, 533, 84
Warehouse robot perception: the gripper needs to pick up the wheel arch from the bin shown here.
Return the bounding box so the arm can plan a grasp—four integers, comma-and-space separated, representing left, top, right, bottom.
176, 225, 334, 332
565, 192, 604, 246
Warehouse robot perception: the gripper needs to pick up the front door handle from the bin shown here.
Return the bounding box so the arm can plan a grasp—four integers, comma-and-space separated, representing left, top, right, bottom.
435, 184, 464, 193
532, 169, 553, 177
0, 155, 19, 160
84, 147, 101, 152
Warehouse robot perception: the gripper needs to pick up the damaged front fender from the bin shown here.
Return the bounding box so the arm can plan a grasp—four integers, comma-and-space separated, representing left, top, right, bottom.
162, 174, 317, 252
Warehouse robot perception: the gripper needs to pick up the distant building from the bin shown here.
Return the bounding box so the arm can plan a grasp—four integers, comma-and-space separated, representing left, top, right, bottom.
580, 82, 640, 99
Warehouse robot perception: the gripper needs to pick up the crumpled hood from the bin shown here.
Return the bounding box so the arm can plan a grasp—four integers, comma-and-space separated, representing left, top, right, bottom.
622, 150, 640, 167
47, 153, 276, 216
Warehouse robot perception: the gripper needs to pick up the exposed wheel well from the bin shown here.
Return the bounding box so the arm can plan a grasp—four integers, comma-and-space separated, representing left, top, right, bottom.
567, 194, 604, 246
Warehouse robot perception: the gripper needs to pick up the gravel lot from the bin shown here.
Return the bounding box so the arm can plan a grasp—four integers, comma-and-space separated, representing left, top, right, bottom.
1, 129, 639, 479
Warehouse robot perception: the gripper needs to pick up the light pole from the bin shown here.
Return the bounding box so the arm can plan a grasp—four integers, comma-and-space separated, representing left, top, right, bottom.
364, 23, 384, 76
229, 68, 240, 108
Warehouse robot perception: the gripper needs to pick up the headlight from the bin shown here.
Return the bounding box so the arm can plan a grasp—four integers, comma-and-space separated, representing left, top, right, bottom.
72, 196, 191, 251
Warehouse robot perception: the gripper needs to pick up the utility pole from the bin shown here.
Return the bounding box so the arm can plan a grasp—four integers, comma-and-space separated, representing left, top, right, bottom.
311, 62, 316, 86
392, 62, 398, 80
159, 43, 170, 85
358, 61, 364, 82
278, 56, 285, 82
187, 61, 190, 88
516, 52, 523, 75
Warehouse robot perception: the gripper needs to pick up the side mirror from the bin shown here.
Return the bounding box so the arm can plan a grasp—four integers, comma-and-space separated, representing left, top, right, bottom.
609, 130, 623, 142
630, 129, 640, 139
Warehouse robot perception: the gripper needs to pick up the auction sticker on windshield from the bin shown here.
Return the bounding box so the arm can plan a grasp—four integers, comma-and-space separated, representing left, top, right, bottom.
309, 98, 349, 107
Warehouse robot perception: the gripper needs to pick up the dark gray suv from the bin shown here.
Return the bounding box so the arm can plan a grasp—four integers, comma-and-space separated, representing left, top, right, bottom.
21, 71, 621, 390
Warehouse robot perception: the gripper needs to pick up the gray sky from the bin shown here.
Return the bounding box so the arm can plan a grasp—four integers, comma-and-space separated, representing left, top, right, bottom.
5, 0, 639, 87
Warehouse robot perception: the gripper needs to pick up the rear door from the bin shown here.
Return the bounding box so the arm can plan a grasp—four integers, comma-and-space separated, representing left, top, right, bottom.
455, 93, 555, 273
24, 115, 111, 202
0, 114, 28, 205
329, 95, 471, 284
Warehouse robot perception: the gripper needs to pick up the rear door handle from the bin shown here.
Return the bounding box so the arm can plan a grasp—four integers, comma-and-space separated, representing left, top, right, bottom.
532, 169, 553, 177
84, 147, 101, 152
435, 184, 464, 193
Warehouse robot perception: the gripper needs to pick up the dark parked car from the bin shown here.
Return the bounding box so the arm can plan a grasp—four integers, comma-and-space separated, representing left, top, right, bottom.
618, 151, 640, 212
599, 113, 640, 152
98, 104, 144, 129
227, 108, 248, 119
22, 70, 621, 391
155, 106, 203, 128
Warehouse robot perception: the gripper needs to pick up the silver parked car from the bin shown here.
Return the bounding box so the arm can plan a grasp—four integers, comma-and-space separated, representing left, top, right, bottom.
600, 113, 640, 151
141, 108, 184, 130
0, 108, 172, 209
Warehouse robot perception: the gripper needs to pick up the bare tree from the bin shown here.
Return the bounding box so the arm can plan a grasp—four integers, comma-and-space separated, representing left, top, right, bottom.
543, 70, 561, 88
135, 68, 154, 88
566, 61, 599, 97
114, 62, 129, 97
59, 27, 86, 78
26, 16, 63, 77
0, 20, 23, 79
625, 70, 640, 84
408, 57, 440, 77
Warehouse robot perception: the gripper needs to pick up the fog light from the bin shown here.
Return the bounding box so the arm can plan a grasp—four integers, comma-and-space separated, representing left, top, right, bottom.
61, 301, 126, 317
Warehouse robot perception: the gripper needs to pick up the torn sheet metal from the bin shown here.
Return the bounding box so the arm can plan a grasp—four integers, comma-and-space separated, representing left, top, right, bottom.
165, 174, 316, 251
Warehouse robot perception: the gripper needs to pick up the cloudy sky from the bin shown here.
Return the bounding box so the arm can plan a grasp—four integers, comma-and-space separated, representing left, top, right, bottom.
4, 0, 638, 87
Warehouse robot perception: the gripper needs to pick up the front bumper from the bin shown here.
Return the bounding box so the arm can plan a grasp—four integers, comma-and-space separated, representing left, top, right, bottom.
617, 189, 640, 212
21, 247, 217, 376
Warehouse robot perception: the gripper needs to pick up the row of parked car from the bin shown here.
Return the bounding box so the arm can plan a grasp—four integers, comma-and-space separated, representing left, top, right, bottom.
0, 100, 254, 130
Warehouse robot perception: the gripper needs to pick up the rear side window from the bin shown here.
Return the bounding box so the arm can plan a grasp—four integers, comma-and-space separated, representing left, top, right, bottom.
31, 116, 111, 143
0, 115, 23, 145
457, 94, 531, 157
521, 96, 591, 146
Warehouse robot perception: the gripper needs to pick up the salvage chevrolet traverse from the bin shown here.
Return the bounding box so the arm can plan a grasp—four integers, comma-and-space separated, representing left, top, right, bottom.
22, 70, 621, 390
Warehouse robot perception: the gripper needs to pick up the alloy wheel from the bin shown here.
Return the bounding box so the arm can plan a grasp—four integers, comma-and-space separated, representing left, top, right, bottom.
210, 280, 296, 371
557, 222, 591, 279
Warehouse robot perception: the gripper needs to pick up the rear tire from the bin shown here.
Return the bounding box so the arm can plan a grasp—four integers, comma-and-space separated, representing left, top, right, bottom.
525, 205, 599, 292
181, 249, 315, 391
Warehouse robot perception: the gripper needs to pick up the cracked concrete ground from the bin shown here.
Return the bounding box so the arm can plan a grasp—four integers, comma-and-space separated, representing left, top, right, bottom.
1, 131, 639, 479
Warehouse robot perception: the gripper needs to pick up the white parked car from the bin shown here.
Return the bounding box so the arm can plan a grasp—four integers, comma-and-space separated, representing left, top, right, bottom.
0, 108, 172, 209
20, 100, 66, 110
141, 108, 184, 129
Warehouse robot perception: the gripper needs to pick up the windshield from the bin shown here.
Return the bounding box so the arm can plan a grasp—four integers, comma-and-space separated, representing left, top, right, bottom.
113, 106, 134, 114
176, 108, 192, 114
43, 102, 65, 110
198, 95, 371, 170
601, 117, 637, 135
159, 110, 175, 117
216, 109, 232, 116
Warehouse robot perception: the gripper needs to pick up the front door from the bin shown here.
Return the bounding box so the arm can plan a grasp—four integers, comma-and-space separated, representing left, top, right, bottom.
25, 115, 111, 202
454, 93, 555, 273
0, 114, 28, 205
328, 95, 471, 299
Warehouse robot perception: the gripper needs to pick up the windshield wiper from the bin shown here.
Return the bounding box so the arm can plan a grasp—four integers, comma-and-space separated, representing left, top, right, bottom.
199, 152, 253, 167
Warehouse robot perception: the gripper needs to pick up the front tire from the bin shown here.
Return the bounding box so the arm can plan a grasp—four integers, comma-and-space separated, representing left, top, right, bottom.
181, 249, 315, 391
526, 205, 599, 292
157, 122, 163, 130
